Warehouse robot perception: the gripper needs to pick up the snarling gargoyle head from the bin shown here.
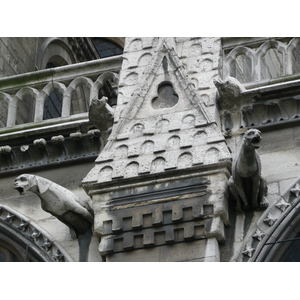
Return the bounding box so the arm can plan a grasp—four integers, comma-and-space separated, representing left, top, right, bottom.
14, 174, 33, 195
243, 129, 262, 149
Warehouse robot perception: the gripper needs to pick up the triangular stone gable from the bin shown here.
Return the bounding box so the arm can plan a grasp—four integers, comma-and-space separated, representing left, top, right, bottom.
109, 39, 211, 140
82, 38, 231, 186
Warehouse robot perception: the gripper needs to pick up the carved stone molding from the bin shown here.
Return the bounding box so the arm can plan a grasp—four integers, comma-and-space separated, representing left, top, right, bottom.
234, 176, 300, 262
0, 204, 73, 262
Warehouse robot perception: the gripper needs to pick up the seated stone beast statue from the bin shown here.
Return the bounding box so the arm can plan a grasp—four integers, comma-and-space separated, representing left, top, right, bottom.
14, 174, 94, 261
228, 129, 269, 212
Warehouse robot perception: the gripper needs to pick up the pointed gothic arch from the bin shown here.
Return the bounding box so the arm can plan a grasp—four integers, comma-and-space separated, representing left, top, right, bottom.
0, 204, 73, 262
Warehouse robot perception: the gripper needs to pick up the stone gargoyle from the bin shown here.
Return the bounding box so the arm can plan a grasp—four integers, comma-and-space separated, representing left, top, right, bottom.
14, 174, 94, 262
228, 129, 269, 212
89, 96, 114, 142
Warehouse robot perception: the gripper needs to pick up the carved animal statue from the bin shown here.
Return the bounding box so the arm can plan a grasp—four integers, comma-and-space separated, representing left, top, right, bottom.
228, 129, 269, 212
14, 174, 94, 261
214, 76, 246, 109
89, 96, 114, 133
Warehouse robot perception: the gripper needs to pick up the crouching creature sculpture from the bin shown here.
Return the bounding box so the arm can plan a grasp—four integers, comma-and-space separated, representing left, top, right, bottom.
14, 174, 94, 262
89, 96, 114, 143
228, 129, 269, 212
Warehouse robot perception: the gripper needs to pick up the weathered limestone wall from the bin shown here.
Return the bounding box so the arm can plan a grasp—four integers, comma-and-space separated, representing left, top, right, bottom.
0, 38, 39, 77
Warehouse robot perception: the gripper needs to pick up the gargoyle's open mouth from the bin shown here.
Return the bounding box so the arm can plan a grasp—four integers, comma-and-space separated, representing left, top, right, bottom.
14, 186, 25, 195
251, 136, 261, 148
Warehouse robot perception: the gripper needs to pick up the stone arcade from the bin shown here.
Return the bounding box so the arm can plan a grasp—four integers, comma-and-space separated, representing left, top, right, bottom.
1, 37, 300, 261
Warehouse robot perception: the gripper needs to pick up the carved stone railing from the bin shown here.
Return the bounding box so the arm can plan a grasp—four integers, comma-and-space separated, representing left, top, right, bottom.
0, 56, 122, 175
223, 37, 300, 86
0, 55, 122, 130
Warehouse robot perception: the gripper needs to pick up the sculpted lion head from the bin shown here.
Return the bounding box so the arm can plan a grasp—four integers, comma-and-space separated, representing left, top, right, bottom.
243, 129, 262, 149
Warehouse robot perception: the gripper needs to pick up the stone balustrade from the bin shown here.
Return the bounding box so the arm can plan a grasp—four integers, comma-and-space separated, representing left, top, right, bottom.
0, 55, 123, 129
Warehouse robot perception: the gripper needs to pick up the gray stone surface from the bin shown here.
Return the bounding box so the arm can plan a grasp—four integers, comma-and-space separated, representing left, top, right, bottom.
228, 129, 268, 211
106, 238, 219, 262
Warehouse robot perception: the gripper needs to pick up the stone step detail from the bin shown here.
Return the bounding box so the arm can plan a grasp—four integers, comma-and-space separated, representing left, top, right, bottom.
99, 219, 209, 255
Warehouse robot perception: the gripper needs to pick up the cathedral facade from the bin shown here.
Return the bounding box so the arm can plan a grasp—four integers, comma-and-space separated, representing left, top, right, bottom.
1, 37, 300, 262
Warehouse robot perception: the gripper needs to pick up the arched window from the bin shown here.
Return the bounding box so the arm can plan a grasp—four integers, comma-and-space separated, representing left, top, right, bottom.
91, 38, 123, 58
43, 89, 63, 120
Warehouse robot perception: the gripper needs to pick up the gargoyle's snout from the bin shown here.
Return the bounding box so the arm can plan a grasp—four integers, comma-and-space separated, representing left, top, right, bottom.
14, 184, 25, 195
251, 134, 262, 149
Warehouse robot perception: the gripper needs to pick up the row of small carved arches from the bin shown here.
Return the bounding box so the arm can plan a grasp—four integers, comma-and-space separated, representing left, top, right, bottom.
124, 38, 159, 53
0, 72, 119, 127
225, 38, 300, 83
114, 132, 208, 159
0, 205, 68, 261
242, 98, 300, 127
127, 114, 202, 138
98, 147, 222, 181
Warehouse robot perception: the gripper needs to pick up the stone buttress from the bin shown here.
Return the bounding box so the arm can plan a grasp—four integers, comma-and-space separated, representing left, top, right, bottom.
82, 38, 231, 261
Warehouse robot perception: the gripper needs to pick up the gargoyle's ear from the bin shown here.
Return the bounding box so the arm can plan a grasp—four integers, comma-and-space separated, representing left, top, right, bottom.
35, 176, 51, 194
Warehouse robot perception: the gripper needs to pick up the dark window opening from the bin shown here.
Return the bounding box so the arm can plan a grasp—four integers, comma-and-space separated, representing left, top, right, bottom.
43, 89, 63, 120
278, 232, 300, 262
46, 62, 59, 69
92, 38, 123, 58
98, 80, 118, 107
